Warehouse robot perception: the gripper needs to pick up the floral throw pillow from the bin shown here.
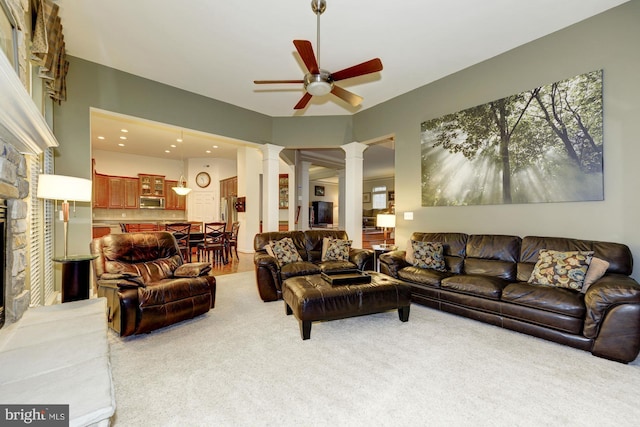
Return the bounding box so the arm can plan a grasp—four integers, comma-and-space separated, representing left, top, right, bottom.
528, 249, 594, 291
411, 241, 446, 272
270, 237, 302, 267
321, 238, 352, 262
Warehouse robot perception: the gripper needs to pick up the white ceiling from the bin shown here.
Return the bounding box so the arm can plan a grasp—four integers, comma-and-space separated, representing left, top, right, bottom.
57, 0, 628, 118
70, 1, 627, 182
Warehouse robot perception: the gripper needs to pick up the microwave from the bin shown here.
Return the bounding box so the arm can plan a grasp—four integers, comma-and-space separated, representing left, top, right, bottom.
139, 196, 165, 209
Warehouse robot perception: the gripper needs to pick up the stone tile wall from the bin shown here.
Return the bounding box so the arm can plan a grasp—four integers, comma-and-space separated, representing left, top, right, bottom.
0, 137, 30, 322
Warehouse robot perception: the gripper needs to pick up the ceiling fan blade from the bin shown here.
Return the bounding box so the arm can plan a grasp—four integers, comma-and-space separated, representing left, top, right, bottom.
293, 40, 319, 74
331, 85, 363, 107
331, 58, 383, 81
294, 93, 313, 110
254, 80, 304, 84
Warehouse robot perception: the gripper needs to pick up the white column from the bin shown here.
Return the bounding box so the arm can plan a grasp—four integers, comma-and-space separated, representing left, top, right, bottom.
341, 142, 367, 248
296, 160, 311, 230
286, 164, 296, 231
337, 168, 345, 229
237, 146, 262, 253
261, 143, 284, 232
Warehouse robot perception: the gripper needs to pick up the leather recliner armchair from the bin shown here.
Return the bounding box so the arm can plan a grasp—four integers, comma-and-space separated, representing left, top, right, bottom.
91, 232, 216, 336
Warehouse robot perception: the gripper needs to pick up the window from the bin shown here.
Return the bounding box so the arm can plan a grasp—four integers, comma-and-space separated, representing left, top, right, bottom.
372, 185, 387, 210
28, 148, 54, 306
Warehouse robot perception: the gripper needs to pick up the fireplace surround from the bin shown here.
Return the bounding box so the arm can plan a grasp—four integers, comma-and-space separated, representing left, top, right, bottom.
1, 49, 58, 325
0, 142, 30, 325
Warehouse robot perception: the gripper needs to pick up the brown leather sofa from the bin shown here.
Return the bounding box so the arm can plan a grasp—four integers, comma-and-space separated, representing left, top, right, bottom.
379, 232, 640, 363
253, 230, 374, 302
91, 232, 216, 336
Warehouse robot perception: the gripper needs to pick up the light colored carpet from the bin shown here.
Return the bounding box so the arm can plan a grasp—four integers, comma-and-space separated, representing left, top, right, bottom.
108, 271, 640, 426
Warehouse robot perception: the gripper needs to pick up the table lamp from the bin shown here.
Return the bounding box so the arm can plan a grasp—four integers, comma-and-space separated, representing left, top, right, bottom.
376, 213, 396, 247
37, 174, 92, 258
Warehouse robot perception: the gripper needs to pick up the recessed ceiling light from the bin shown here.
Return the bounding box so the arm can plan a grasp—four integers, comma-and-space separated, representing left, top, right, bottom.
118, 143, 125, 147
176, 138, 183, 142
121, 129, 128, 133
97, 136, 105, 140
170, 144, 177, 148
165, 150, 170, 153
212, 145, 218, 149
206, 150, 211, 154
120, 136, 127, 140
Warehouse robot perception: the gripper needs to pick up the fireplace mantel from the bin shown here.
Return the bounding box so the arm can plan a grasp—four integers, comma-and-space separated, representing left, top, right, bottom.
0, 51, 58, 154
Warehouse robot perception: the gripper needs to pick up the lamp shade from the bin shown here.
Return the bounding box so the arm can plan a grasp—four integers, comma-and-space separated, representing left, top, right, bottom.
376, 213, 396, 228
37, 174, 92, 202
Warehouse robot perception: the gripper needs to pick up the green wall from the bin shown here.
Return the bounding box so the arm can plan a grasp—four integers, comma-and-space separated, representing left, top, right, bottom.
272, 115, 353, 147
353, 0, 640, 279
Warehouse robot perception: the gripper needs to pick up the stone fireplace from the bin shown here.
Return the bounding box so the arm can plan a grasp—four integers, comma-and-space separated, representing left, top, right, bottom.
1, 50, 58, 325
0, 138, 30, 325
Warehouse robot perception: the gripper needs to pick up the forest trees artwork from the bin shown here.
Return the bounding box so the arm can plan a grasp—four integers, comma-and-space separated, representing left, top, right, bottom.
420, 70, 603, 206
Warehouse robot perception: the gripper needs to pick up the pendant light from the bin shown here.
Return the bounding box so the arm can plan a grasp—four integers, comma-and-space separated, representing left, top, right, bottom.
172, 130, 192, 196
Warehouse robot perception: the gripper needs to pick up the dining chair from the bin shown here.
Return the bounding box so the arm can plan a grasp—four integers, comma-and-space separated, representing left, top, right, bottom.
226, 221, 240, 261
165, 222, 192, 262
197, 222, 227, 265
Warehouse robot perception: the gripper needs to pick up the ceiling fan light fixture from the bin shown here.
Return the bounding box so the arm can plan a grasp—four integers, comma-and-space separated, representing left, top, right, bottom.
304, 71, 333, 96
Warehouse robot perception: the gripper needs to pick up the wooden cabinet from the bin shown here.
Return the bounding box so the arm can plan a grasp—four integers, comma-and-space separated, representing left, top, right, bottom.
108, 177, 138, 209
93, 173, 109, 208
279, 174, 288, 209
123, 178, 138, 208
139, 174, 165, 197
220, 176, 238, 198
165, 180, 186, 210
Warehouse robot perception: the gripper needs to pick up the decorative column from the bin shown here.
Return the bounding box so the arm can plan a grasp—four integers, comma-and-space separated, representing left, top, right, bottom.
237, 146, 262, 253
285, 164, 296, 231
337, 168, 345, 229
295, 160, 311, 230
261, 144, 284, 232
341, 142, 367, 248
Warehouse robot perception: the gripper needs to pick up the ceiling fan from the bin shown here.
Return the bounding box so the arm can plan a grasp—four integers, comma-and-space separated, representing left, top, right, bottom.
254, 0, 383, 110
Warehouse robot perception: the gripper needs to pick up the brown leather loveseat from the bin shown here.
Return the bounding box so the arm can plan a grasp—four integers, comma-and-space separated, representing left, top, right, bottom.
91, 232, 216, 336
379, 232, 640, 363
254, 230, 374, 302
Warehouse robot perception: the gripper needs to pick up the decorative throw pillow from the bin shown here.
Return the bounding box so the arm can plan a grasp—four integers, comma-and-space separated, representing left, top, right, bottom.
265, 242, 276, 258
528, 249, 594, 291
270, 237, 303, 266
405, 240, 415, 264
581, 257, 610, 293
321, 238, 352, 261
411, 241, 446, 272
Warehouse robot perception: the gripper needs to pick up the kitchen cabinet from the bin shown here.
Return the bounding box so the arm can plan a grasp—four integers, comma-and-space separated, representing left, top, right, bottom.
108, 177, 138, 209
139, 174, 165, 197
220, 176, 238, 198
165, 180, 186, 210
93, 173, 109, 208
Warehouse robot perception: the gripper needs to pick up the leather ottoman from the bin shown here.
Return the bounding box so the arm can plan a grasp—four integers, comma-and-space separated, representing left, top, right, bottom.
282, 272, 411, 340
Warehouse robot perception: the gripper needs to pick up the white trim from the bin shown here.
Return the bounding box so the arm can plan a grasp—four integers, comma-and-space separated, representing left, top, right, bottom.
0, 49, 58, 154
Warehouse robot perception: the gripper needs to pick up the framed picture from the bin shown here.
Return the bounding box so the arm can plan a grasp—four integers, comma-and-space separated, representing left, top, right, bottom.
314, 185, 325, 196
388, 191, 395, 201
0, 1, 18, 73
363, 192, 371, 203
420, 69, 603, 206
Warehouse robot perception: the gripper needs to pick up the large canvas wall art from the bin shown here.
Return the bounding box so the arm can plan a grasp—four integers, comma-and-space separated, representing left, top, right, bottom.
420, 70, 603, 206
